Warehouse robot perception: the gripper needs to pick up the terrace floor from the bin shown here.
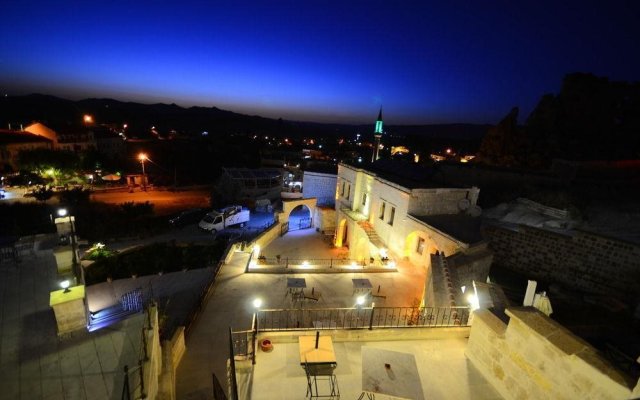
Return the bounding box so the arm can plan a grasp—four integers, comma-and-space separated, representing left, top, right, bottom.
177, 229, 428, 399
246, 337, 502, 400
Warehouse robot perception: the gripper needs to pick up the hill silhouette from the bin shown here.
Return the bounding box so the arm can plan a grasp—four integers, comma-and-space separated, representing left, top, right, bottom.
1, 94, 488, 141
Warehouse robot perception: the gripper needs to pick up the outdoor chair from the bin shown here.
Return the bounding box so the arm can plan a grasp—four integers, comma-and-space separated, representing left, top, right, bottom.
304, 361, 340, 399
305, 287, 322, 302
370, 285, 386, 299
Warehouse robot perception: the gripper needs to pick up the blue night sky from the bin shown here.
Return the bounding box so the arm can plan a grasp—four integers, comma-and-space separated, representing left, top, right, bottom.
2, 1, 639, 124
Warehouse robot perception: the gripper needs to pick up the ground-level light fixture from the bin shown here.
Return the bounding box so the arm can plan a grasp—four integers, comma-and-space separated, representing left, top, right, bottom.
467, 293, 480, 311
60, 280, 71, 293
253, 298, 263, 309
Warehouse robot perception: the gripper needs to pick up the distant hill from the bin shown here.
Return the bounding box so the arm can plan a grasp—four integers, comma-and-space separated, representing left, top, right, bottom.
1, 94, 488, 141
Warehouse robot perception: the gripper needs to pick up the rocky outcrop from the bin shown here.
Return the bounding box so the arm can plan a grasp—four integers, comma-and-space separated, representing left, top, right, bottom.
475, 107, 528, 167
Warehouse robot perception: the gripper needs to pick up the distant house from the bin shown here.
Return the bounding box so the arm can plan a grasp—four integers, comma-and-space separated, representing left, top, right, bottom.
221, 167, 284, 202
91, 126, 126, 161
25, 122, 96, 153
0, 129, 53, 172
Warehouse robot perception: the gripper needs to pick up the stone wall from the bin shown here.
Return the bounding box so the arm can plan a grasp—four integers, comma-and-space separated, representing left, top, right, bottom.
408, 187, 479, 216
466, 307, 637, 400
303, 170, 337, 206
484, 224, 640, 302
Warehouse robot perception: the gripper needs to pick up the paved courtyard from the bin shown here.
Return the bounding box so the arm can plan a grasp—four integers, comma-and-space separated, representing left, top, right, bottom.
177, 228, 428, 399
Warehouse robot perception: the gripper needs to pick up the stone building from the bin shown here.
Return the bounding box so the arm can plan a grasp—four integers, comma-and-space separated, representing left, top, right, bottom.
335, 160, 493, 306
0, 129, 53, 172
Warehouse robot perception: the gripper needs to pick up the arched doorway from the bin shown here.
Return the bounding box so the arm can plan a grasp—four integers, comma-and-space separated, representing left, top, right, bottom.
288, 204, 312, 231
335, 218, 348, 247
279, 198, 317, 236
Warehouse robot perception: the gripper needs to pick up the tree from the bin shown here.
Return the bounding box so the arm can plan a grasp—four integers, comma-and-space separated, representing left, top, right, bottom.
18, 149, 79, 184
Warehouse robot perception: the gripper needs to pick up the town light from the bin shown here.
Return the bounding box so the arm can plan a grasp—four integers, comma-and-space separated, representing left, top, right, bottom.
83, 114, 93, 124
356, 295, 366, 306
57, 208, 68, 217
138, 153, 147, 191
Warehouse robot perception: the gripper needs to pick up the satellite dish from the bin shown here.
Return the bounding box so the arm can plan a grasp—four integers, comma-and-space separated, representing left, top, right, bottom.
457, 199, 470, 211
467, 205, 482, 217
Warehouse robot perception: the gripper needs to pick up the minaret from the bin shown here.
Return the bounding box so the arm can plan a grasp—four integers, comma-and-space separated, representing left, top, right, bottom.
372, 107, 383, 162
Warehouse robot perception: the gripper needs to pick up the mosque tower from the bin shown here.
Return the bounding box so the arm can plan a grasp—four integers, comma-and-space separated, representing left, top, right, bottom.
372, 107, 383, 162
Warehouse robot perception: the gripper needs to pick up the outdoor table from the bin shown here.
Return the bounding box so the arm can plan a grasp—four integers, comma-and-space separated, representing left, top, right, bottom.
299, 332, 337, 366
287, 277, 307, 301
352, 278, 373, 294
358, 347, 425, 400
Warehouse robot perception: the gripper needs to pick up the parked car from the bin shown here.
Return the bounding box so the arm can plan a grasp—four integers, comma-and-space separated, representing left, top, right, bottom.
169, 208, 207, 227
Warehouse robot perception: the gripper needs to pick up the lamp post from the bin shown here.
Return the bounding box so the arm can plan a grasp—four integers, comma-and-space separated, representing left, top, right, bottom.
57, 208, 78, 275
138, 153, 147, 191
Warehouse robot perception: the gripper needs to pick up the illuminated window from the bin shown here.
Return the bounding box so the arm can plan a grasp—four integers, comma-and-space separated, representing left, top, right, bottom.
362, 193, 367, 206
416, 237, 425, 254
389, 207, 395, 226
341, 181, 345, 196
379, 202, 385, 220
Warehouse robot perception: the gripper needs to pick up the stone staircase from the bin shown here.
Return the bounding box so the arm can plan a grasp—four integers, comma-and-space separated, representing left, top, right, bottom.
88, 288, 144, 332
357, 221, 384, 248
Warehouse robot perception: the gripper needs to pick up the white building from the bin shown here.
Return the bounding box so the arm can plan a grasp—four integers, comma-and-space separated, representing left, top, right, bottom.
335, 160, 493, 306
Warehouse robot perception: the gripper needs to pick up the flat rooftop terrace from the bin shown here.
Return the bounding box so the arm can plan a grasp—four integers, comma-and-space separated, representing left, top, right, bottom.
246, 336, 502, 400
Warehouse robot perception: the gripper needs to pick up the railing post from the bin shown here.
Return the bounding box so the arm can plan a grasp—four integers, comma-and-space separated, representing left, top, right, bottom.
252, 312, 258, 365
369, 305, 375, 330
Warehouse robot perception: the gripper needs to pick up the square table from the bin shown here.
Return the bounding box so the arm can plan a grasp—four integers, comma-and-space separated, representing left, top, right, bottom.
352, 278, 373, 294
287, 278, 306, 299
299, 335, 337, 366
359, 347, 425, 400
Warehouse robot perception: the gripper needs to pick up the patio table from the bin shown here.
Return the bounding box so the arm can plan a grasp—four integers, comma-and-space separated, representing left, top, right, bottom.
358, 347, 425, 400
287, 277, 307, 300
299, 333, 336, 366
352, 278, 373, 295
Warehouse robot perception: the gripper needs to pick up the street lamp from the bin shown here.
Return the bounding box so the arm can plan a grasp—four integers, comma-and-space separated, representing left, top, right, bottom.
138, 153, 147, 191
57, 208, 78, 272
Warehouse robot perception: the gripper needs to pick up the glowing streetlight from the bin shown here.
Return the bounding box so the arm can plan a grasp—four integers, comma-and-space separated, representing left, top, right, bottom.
356, 295, 366, 306
57, 207, 78, 273
83, 114, 93, 124
253, 298, 263, 309
138, 153, 147, 191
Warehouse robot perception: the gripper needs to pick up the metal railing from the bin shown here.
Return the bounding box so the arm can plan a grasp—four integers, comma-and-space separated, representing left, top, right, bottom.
121, 305, 154, 400
256, 306, 470, 331
252, 257, 393, 270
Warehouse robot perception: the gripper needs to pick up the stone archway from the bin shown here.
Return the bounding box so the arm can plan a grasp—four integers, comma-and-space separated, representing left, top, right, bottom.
280, 198, 317, 235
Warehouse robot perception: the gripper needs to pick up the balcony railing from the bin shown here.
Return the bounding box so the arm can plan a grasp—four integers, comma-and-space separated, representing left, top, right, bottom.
255, 306, 470, 332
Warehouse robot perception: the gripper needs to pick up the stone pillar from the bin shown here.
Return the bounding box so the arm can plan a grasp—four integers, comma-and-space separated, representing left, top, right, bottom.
49, 285, 86, 336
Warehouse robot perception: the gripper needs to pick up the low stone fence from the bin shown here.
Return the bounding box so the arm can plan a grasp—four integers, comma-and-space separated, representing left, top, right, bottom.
466, 307, 639, 400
